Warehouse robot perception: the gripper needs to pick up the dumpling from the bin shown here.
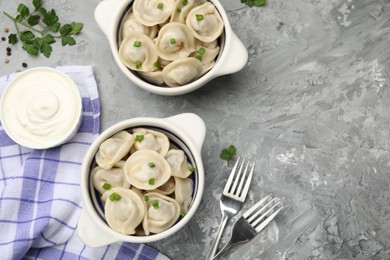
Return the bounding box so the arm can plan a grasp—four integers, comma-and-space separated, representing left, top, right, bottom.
119, 31, 158, 72
165, 149, 193, 178
142, 192, 181, 235
95, 131, 134, 170
102, 188, 146, 235
186, 2, 224, 43
92, 166, 130, 195
170, 0, 197, 24
121, 12, 158, 40
150, 176, 175, 195
155, 22, 195, 61
162, 57, 203, 87
133, 0, 175, 26
131, 128, 170, 156
123, 150, 171, 190
174, 176, 193, 213
138, 70, 164, 85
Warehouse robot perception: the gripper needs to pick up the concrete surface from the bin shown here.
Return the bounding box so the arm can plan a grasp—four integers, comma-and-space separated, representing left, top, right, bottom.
1, 0, 390, 259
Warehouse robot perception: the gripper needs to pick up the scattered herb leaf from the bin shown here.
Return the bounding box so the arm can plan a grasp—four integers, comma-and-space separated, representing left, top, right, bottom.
220, 145, 237, 165
3, 0, 83, 57
241, 0, 266, 7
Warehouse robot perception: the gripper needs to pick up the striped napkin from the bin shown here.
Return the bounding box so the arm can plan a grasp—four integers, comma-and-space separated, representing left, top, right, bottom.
0, 66, 169, 260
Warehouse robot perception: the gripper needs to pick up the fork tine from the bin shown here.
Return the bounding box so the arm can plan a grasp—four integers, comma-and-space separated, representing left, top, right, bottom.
229, 158, 246, 194
238, 162, 255, 198
243, 193, 273, 218
247, 197, 278, 223
250, 198, 282, 227
252, 202, 283, 233
223, 157, 241, 194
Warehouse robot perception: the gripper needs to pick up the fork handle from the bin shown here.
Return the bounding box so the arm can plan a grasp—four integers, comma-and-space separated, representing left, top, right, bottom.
205, 213, 229, 260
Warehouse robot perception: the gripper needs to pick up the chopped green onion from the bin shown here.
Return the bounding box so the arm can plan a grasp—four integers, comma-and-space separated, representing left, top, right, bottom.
194, 54, 202, 61
157, 2, 164, 9
198, 47, 206, 54
135, 135, 144, 141
102, 183, 111, 190
188, 164, 196, 172
133, 41, 141, 47
149, 162, 156, 168
154, 61, 161, 68
183, 0, 188, 6
144, 195, 149, 201
180, 210, 186, 217
169, 38, 176, 44
151, 199, 159, 209
196, 14, 204, 21
177, 7, 182, 12
149, 178, 155, 185
109, 192, 121, 201
135, 60, 142, 69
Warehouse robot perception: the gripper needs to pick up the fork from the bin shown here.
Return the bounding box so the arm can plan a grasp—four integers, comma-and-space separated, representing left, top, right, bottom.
205, 157, 255, 260
212, 193, 284, 259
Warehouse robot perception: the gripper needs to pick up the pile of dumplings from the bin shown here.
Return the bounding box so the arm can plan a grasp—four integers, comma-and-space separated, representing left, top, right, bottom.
91, 128, 195, 235
119, 0, 224, 87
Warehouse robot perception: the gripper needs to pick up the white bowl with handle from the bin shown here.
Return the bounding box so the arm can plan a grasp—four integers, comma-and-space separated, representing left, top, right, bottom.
94, 0, 248, 96
77, 113, 205, 246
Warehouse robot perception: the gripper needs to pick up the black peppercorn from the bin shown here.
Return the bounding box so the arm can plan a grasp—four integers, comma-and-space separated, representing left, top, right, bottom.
6, 47, 11, 52
22, 62, 27, 68
1, 37, 5, 41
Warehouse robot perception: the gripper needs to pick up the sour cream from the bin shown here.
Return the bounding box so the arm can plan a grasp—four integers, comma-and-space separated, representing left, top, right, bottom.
0, 67, 82, 149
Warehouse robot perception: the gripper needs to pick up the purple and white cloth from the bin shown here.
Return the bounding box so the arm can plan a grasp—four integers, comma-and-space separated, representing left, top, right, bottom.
0, 66, 169, 260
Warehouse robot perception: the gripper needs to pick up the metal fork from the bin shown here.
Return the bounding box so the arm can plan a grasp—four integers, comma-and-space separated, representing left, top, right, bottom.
205, 157, 255, 260
212, 193, 284, 259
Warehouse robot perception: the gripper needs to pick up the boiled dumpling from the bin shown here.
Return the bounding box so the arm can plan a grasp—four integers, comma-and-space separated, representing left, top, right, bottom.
142, 192, 181, 235
102, 188, 146, 235
119, 31, 158, 72
133, 0, 175, 26
165, 149, 193, 178
121, 12, 158, 40
95, 131, 134, 170
174, 177, 193, 213
155, 22, 195, 61
186, 2, 224, 43
162, 57, 203, 87
131, 128, 170, 156
123, 150, 171, 190
150, 176, 175, 195
138, 70, 164, 85
92, 166, 130, 195
170, 0, 197, 24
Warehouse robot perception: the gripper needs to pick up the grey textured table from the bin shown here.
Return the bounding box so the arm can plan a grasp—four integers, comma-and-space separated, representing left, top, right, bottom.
1, 0, 390, 259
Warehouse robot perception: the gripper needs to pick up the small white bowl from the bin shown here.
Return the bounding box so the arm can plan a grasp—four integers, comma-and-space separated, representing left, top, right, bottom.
0, 67, 82, 149
94, 0, 248, 96
77, 113, 205, 246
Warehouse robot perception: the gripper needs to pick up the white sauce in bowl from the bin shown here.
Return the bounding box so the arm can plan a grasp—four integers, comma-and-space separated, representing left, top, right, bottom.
0, 67, 82, 149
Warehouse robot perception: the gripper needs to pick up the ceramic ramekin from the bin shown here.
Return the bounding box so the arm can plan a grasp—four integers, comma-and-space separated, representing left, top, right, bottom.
77, 113, 205, 246
94, 0, 248, 96
0, 67, 82, 149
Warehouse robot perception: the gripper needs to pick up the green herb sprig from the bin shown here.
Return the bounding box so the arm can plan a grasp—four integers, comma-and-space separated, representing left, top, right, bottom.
241, 0, 266, 7
3, 0, 84, 58
220, 145, 237, 165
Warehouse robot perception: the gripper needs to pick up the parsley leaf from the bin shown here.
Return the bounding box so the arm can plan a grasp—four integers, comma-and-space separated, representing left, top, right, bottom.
241, 0, 266, 7
8, 34, 18, 44
61, 35, 76, 46
220, 145, 237, 165
3, 0, 84, 58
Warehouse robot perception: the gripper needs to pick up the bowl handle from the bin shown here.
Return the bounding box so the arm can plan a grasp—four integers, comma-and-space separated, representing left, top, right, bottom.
77, 208, 118, 247
94, 0, 127, 39
216, 32, 248, 76
166, 113, 206, 152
